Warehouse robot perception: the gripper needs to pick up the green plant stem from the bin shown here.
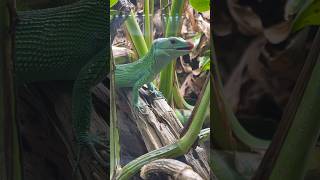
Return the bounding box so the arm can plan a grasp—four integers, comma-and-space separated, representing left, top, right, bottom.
269, 48, 320, 180
159, 0, 186, 104
253, 28, 320, 180
110, 47, 121, 179
211, 40, 269, 150
173, 73, 194, 110
125, 11, 148, 57
143, 0, 151, 48
179, 78, 210, 150
117, 75, 210, 180
161, 0, 170, 16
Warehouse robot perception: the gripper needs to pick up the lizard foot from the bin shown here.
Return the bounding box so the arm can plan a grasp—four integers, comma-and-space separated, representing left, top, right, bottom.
133, 102, 148, 113
86, 133, 108, 167
87, 141, 108, 167
73, 134, 109, 172
147, 83, 165, 100
150, 89, 165, 99
88, 133, 108, 149
72, 140, 108, 180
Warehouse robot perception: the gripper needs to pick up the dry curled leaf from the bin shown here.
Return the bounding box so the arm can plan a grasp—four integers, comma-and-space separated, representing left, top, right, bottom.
196, 14, 210, 38
227, 0, 263, 36
180, 73, 207, 99
264, 20, 293, 44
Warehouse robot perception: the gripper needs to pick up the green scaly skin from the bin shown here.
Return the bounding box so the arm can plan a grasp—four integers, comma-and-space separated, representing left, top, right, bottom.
115, 37, 194, 108
15, 0, 108, 166
15, 0, 193, 169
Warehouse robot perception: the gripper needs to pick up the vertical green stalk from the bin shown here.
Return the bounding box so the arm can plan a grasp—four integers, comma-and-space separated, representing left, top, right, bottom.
172, 79, 194, 110
0, 0, 22, 179
150, 0, 154, 20
143, 0, 151, 48
125, 11, 148, 57
110, 47, 121, 179
161, 0, 170, 16
159, 0, 186, 104
179, 77, 210, 150
269, 55, 320, 180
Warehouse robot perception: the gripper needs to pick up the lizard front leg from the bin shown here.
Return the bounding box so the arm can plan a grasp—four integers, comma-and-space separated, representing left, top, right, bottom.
132, 74, 155, 110
72, 48, 107, 168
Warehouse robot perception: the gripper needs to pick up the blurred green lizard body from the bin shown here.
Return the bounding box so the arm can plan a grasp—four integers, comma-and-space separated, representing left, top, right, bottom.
115, 37, 194, 108
14, 0, 193, 167
15, 0, 108, 166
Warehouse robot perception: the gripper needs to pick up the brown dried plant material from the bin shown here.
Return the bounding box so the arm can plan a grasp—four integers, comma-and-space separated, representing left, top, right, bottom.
224, 29, 308, 117
227, 0, 263, 36
196, 15, 210, 39
180, 73, 207, 99
264, 20, 293, 44
224, 37, 267, 112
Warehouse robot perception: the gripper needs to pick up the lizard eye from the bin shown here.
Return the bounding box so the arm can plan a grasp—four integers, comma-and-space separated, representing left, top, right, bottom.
170, 39, 176, 44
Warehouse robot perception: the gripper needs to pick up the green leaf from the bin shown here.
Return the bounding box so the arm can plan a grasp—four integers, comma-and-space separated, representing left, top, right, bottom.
110, 0, 118, 8
292, 0, 320, 32
284, 0, 312, 19
199, 56, 210, 71
189, 0, 210, 12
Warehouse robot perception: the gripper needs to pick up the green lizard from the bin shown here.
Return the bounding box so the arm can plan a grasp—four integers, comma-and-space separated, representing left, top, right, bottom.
14, 0, 193, 169
115, 37, 194, 109
15, 0, 108, 167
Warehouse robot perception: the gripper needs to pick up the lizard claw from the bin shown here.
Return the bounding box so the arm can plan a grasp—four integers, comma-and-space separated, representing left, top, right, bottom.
147, 83, 165, 99
73, 134, 109, 173
150, 89, 165, 99
87, 142, 108, 167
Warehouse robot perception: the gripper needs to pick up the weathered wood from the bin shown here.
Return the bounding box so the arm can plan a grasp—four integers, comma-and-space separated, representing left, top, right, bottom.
117, 88, 210, 179
140, 159, 203, 180
17, 82, 108, 180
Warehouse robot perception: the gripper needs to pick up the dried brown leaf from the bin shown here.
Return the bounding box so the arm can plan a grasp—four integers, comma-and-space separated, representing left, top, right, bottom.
264, 20, 293, 44
227, 0, 263, 36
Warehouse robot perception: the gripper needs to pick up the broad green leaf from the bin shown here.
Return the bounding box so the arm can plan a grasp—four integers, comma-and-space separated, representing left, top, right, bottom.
293, 0, 320, 32
189, 0, 210, 12
110, 0, 118, 8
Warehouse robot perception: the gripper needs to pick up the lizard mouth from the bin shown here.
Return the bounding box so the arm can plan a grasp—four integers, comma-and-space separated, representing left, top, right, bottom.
176, 42, 194, 51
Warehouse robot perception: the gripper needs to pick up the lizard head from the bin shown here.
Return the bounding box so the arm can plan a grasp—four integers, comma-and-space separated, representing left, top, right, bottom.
152, 37, 194, 60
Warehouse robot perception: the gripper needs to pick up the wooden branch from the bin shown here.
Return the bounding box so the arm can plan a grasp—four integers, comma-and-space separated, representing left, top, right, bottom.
17, 82, 108, 180
117, 88, 210, 179
140, 159, 203, 180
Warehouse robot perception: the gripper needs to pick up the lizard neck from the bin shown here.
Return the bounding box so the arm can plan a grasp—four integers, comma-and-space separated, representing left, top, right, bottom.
148, 46, 174, 74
